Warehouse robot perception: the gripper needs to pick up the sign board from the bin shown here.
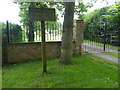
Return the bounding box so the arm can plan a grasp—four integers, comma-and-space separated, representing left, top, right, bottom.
28, 8, 56, 21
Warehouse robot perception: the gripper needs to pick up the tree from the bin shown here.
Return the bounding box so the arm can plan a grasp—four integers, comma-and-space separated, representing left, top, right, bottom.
75, 0, 93, 20
14, 1, 90, 64
9, 23, 22, 42
60, 2, 75, 64
18, 2, 49, 42
83, 4, 119, 45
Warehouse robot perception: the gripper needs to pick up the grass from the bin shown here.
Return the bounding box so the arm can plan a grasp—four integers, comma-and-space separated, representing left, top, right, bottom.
102, 52, 119, 59
84, 40, 118, 50
88, 53, 118, 67
0, 70, 1, 89
2, 54, 118, 88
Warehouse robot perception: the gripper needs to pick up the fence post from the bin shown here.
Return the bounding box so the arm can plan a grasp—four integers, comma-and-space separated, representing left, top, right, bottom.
6, 21, 10, 43
103, 21, 106, 51
73, 20, 84, 54
2, 21, 9, 64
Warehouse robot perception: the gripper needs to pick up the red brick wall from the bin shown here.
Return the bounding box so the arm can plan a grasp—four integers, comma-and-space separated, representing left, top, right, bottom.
7, 20, 84, 63
8, 41, 76, 63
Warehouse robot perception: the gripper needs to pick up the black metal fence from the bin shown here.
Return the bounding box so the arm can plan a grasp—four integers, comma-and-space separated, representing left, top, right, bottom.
83, 20, 118, 52
7, 21, 63, 43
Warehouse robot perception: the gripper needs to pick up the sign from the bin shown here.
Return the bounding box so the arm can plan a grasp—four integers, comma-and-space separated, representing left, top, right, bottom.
28, 8, 56, 21
28, 8, 56, 73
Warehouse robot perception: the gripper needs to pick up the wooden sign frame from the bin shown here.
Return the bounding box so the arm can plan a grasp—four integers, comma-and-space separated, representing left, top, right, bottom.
28, 8, 56, 73
28, 8, 56, 21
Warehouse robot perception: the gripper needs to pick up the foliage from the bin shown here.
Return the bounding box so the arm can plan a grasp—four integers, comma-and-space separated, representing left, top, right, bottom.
75, 0, 93, 19
83, 4, 119, 46
0, 22, 6, 36
9, 23, 22, 42
18, 1, 92, 24
19, 2, 49, 25
0, 22, 22, 43
17, 2, 63, 42
14, 1, 93, 43
2, 54, 118, 88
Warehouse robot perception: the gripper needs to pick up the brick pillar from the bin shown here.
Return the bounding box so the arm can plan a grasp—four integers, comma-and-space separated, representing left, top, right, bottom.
73, 20, 84, 54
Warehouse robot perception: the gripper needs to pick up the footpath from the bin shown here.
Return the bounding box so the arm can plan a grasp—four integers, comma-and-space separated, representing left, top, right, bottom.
83, 43, 119, 64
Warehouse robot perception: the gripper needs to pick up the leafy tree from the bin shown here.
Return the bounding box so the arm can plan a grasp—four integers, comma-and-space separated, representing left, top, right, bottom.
75, 0, 93, 20
18, 2, 61, 42
13, 1, 93, 64
83, 3, 119, 46
9, 23, 22, 42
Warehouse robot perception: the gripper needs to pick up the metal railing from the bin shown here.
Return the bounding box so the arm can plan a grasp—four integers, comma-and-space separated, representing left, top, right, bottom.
7, 21, 63, 43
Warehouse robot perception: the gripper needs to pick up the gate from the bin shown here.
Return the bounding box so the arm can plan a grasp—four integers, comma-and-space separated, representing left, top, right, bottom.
83, 18, 118, 53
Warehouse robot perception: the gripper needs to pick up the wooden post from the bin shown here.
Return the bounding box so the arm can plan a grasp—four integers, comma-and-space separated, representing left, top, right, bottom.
28, 8, 56, 73
41, 21, 47, 73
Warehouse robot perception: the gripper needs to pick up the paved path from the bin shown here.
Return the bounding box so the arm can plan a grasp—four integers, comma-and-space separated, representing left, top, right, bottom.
82, 43, 119, 64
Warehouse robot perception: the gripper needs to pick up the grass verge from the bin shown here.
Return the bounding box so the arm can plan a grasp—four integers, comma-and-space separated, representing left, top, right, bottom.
102, 52, 119, 59
2, 54, 118, 88
87, 53, 118, 68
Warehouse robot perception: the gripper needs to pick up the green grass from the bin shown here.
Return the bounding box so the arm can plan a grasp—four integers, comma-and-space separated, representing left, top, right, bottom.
0, 70, 2, 89
84, 40, 118, 50
2, 54, 118, 88
102, 52, 119, 59
88, 53, 118, 67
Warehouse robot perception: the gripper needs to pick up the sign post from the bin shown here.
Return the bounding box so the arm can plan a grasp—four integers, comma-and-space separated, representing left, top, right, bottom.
41, 21, 46, 73
29, 8, 56, 73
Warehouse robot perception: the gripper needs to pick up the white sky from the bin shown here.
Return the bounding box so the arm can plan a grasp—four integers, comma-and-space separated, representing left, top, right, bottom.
0, 0, 118, 24
0, 0, 20, 24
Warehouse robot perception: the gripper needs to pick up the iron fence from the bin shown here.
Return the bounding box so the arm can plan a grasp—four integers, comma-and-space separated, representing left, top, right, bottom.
83, 20, 118, 52
7, 21, 63, 43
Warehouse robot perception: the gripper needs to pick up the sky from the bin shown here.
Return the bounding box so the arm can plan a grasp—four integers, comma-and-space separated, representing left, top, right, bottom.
0, 0, 118, 24
0, 0, 20, 24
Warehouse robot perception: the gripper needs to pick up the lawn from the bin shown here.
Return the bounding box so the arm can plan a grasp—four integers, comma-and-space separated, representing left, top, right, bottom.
102, 52, 119, 59
84, 40, 118, 50
2, 54, 118, 88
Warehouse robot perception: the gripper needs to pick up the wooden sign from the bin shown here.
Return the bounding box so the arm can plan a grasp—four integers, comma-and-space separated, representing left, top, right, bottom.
28, 8, 56, 73
28, 8, 56, 21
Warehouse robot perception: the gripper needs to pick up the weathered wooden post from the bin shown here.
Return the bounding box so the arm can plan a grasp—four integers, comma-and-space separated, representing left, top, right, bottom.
29, 8, 56, 73
41, 21, 46, 72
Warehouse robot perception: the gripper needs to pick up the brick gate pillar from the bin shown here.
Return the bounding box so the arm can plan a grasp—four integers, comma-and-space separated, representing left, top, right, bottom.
73, 20, 84, 54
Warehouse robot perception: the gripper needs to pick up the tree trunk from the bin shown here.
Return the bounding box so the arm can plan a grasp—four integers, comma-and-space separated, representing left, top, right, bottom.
28, 2, 35, 42
60, 2, 75, 64
28, 21, 34, 42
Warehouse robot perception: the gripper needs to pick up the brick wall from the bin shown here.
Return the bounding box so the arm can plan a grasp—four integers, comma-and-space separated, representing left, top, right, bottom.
8, 41, 76, 63
7, 20, 84, 63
